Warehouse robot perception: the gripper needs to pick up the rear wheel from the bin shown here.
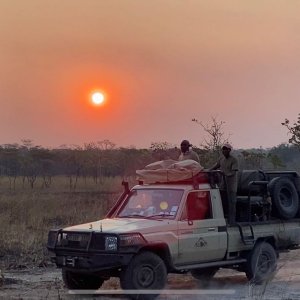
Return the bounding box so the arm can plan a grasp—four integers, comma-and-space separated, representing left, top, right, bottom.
246, 242, 277, 284
120, 251, 167, 300
62, 269, 104, 290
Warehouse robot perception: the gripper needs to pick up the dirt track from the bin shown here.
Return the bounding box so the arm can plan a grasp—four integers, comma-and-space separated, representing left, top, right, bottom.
1, 251, 300, 300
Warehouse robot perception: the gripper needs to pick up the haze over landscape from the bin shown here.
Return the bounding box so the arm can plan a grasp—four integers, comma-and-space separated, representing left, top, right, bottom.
1, 0, 300, 149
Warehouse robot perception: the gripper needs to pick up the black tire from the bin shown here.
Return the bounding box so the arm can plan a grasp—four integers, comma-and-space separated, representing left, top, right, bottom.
62, 269, 104, 290
120, 251, 167, 300
246, 242, 277, 284
190, 267, 219, 281
268, 177, 299, 219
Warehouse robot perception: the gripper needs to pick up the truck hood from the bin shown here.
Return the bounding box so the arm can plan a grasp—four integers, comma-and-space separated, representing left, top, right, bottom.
63, 217, 176, 235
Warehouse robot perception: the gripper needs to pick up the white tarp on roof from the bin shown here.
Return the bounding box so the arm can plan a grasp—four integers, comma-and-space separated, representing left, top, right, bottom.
136, 159, 204, 183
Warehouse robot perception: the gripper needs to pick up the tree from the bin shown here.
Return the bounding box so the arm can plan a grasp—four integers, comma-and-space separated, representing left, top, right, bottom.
192, 116, 230, 167
282, 114, 300, 148
83, 140, 117, 184
150, 142, 178, 161
267, 153, 285, 170
241, 149, 266, 169
0, 144, 21, 189
192, 116, 230, 152
63, 146, 86, 190
19, 140, 43, 189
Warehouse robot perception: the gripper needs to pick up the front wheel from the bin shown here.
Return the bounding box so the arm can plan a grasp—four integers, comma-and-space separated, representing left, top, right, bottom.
246, 242, 277, 284
120, 251, 167, 300
62, 269, 104, 290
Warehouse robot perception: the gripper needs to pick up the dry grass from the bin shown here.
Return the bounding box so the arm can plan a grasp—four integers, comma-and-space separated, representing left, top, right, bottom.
0, 175, 134, 269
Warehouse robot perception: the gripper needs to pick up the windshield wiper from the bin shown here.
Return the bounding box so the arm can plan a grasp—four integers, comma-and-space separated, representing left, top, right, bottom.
146, 213, 174, 218
117, 214, 163, 220
117, 214, 146, 218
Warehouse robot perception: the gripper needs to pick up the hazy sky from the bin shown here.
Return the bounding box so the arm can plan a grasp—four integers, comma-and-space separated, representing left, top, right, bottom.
1, 0, 300, 149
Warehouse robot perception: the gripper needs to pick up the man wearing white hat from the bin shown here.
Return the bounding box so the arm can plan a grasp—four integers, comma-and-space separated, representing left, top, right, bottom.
210, 143, 239, 224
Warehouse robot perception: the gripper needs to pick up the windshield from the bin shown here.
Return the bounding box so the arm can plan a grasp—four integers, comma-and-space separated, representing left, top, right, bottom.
116, 189, 184, 219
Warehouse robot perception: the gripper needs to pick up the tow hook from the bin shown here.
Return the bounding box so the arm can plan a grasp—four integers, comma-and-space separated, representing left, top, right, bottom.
63, 256, 78, 267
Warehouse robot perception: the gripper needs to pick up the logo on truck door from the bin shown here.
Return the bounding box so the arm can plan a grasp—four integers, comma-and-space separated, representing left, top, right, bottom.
195, 237, 207, 248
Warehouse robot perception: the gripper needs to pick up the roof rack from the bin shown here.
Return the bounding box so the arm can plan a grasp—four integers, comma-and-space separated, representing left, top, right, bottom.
138, 170, 222, 189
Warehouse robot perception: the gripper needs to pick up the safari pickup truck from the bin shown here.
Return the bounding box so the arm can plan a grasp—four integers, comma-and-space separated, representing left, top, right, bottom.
47, 169, 300, 299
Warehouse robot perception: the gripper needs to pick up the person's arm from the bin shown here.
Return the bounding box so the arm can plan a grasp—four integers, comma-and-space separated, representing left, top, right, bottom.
209, 160, 220, 171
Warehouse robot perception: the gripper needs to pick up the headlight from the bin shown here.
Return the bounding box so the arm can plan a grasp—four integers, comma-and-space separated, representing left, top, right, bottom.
119, 233, 146, 247
105, 236, 118, 251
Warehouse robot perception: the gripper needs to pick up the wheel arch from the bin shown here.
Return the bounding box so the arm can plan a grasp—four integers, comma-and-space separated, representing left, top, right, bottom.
256, 236, 277, 249
255, 236, 278, 257
138, 242, 174, 271
242, 236, 278, 259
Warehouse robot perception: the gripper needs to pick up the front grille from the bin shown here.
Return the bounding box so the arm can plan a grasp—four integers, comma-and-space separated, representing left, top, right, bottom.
54, 231, 118, 252
90, 234, 106, 250
56, 232, 91, 250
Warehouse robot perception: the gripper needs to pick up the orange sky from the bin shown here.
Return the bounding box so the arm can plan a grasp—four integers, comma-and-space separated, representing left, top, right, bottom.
1, 0, 300, 149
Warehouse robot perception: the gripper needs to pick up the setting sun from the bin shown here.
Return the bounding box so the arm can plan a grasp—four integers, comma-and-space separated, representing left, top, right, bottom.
91, 92, 105, 105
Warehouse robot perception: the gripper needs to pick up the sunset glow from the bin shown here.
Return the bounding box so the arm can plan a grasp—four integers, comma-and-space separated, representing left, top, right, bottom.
91, 92, 105, 105
2, 1, 300, 148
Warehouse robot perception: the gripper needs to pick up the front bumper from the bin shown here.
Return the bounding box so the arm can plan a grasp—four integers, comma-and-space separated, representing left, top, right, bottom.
51, 251, 134, 271
48, 230, 143, 271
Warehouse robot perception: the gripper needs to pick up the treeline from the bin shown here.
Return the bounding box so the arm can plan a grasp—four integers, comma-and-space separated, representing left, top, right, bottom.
0, 139, 300, 190
0, 140, 156, 189
238, 144, 300, 171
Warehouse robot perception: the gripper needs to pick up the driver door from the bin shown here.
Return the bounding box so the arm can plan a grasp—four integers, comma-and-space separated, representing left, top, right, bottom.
176, 190, 227, 265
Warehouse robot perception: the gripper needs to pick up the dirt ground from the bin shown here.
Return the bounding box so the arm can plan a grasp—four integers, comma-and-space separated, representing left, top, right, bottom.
1, 251, 300, 300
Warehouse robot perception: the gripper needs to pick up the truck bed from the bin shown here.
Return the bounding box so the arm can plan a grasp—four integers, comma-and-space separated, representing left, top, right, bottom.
227, 219, 300, 254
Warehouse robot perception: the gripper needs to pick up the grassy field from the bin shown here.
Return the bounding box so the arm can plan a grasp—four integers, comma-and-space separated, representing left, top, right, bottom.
0, 175, 133, 269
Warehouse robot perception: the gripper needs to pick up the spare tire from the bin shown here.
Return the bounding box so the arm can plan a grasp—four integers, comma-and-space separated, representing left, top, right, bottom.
268, 177, 299, 219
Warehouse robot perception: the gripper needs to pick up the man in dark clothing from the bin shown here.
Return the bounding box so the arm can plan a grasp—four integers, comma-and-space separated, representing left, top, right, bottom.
210, 143, 238, 224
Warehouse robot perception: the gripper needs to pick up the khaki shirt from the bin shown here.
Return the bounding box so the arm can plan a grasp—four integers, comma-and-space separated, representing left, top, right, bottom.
214, 155, 238, 192
178, 150, 200, 163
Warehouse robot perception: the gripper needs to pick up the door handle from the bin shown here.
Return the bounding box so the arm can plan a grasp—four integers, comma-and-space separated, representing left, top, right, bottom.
208, 227, 216, 231
180, 231, 193, 235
